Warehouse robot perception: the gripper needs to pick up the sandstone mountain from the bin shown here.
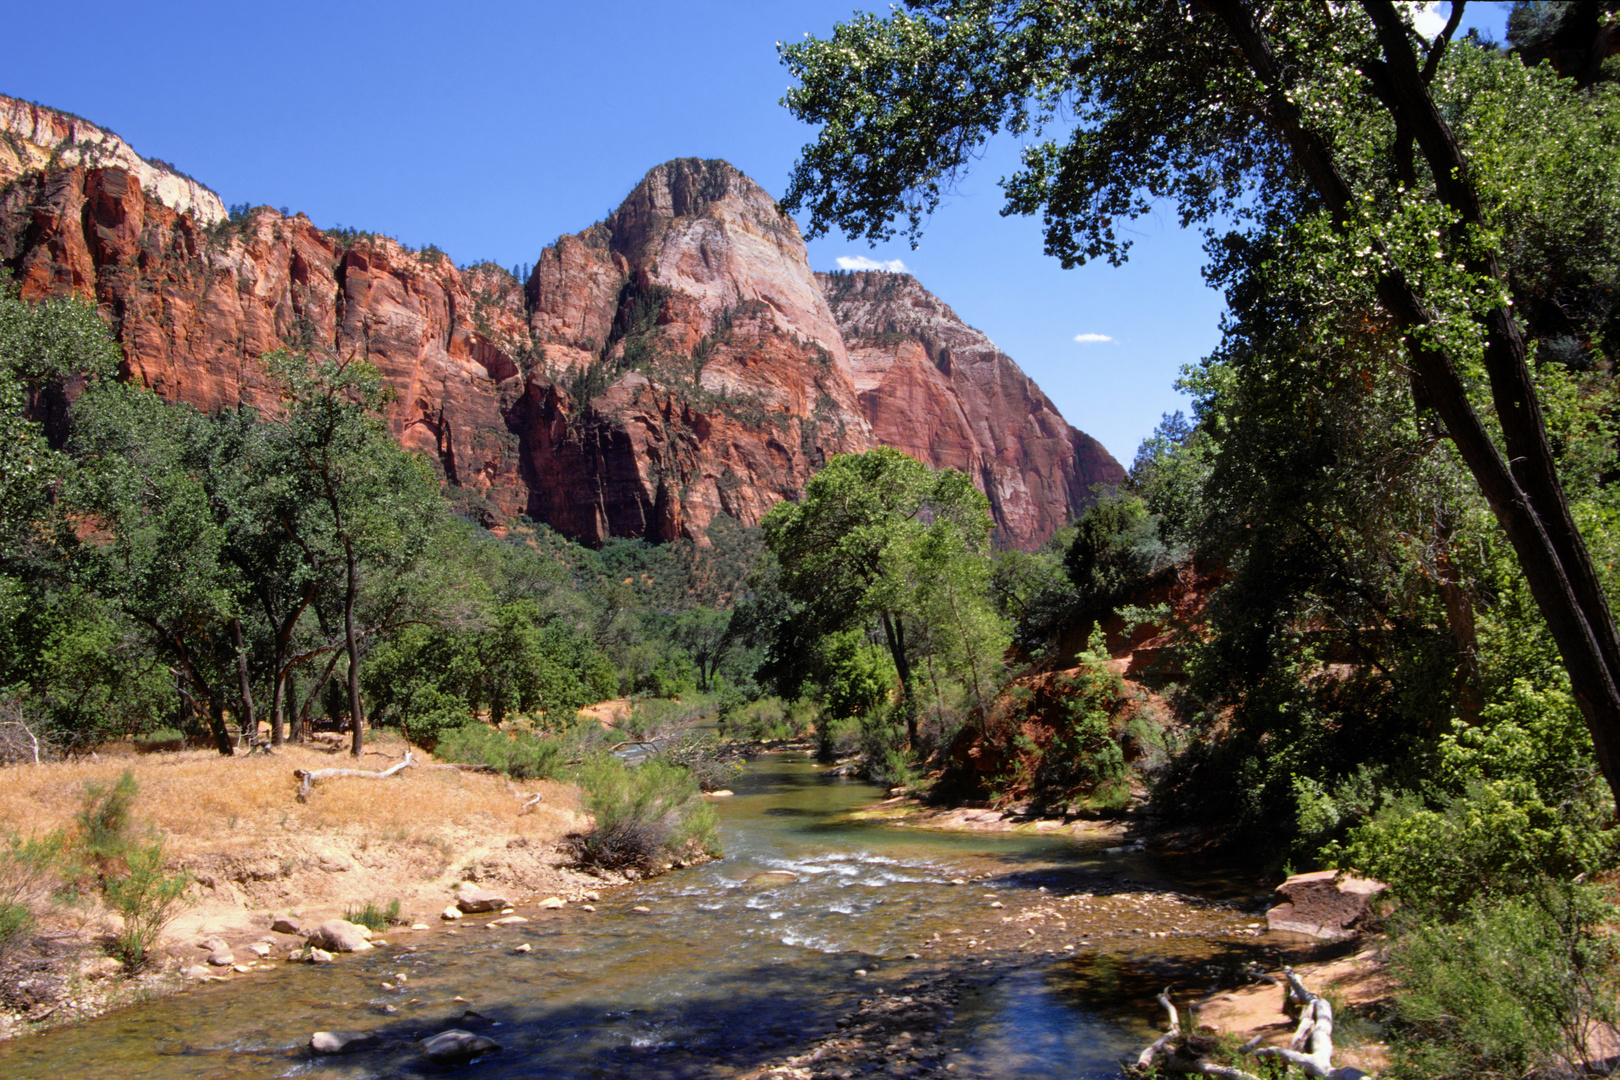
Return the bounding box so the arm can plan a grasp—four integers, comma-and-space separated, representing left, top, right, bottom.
823, 270, 1123, 549
0, 95, 1123, 548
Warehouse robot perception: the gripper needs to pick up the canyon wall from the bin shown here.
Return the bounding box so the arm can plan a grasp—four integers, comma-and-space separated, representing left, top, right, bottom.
0, 95, 1123, 548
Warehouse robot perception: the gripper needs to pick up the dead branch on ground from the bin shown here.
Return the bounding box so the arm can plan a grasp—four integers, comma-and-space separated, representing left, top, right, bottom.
1131, 969, 1371, 1079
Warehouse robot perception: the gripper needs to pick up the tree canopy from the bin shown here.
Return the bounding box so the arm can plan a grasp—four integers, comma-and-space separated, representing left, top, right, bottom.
781, 0, 1620, 805
761, 447, 1004, 746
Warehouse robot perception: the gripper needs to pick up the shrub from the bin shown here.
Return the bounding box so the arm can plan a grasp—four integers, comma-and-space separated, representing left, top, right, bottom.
0, 831, 67, 963
720, 696, 799, 743
344, 899, 401, 933
435, 723, 565, 781
76, 769, 138, 875
859, 704, 910, 784
102, 837, 189, 972
1387, 883, 1619, 1080
67, 769, 191, 970
661, 730, 741, 791
569, 756, 719, 872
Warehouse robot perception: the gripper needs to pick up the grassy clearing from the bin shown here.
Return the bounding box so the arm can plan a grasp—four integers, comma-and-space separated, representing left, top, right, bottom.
0, 733, 583, 858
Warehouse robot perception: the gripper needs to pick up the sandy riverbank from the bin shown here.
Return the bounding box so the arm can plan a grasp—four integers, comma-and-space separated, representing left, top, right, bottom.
0, 734, 625, 1039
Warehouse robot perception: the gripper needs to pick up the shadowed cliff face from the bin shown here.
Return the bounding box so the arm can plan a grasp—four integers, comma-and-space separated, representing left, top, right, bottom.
0, 117, 1121, 549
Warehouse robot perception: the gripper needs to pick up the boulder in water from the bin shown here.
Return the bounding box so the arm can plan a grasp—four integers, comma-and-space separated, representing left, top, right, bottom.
421, 1028, 501, 1063
311, 1030, 380, 1054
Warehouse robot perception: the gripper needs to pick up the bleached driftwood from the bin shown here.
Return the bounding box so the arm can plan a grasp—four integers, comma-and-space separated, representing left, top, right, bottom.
294, 751, 415, 802
1246, 967, 1370, 1079
1133, 970, 1371, 1079
1132, 991, 1269, 1078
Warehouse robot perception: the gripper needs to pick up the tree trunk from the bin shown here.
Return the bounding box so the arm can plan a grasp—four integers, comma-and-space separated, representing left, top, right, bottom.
230, 618, 258, 745
880, 611, 918, 747
207, 688, 234, 757
345, 542, 364, 758
1206, 0, 1620, 808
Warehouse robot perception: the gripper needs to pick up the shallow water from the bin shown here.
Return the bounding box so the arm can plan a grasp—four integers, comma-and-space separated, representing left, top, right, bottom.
0, 752, 1262, 1079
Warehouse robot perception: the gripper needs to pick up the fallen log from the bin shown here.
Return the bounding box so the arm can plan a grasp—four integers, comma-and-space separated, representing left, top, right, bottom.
1132, 970, 1371, 1079
294, 751, 415, 802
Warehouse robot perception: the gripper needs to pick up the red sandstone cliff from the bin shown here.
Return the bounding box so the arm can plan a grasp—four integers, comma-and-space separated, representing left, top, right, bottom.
0, 95, 1121, 549
820, 270, 1126, 547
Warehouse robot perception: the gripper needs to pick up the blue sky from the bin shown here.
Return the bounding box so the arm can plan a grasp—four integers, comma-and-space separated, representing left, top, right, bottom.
5, 1, 1507, 467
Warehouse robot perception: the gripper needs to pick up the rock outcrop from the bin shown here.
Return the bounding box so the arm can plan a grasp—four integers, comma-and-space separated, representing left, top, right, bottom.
0, 94, 225, 224
0, 97, 1122, 549
822, 270, 1125, 547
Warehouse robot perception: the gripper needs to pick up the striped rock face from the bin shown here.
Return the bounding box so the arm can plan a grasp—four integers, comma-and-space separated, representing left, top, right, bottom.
1, 104, 1119, 549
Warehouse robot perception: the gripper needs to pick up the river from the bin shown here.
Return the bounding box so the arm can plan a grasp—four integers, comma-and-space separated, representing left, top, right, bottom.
0, 751, 1272, 1079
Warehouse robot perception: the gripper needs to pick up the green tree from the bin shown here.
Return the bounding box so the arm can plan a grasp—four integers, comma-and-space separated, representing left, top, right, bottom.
780, 0, 1620, 806
0, 282, 120, 706
69, 384, 245, 754
761, 448, 1002, 746
263, 350, 446, 757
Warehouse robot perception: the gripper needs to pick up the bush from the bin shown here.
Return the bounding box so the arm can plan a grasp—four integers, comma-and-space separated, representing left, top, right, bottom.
859, 704, 910, 784
1387, 884, 1619, 1080
435, 723, 566, 781
76, 769, 137, 875
816, 711, 860, 762
0, 831, 67, 963
720, 696, 800, 743
102, 837, 189, 972
344, 899, 401, 933
69, 769, 191, 971
661, 730, 742, 791
569, 756, 719, 872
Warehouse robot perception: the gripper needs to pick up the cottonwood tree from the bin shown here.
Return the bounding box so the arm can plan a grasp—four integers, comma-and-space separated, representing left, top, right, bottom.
761, 447, 1004, 746
263, 350, 448, 757
780, 0, 1620, 805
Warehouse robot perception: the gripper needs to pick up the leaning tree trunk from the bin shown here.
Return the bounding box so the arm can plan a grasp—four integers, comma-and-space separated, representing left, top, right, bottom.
344, 541, 364, 758
1206, 0, 1620, 810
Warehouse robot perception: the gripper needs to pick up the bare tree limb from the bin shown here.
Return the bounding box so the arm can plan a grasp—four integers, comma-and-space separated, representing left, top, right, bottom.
294, 751, 415, 802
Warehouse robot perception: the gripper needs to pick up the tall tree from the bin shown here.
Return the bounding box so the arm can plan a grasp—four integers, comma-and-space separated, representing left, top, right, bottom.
780, 0, 1620, 804
264, 350, 446, 757
761, 447, 1001, 745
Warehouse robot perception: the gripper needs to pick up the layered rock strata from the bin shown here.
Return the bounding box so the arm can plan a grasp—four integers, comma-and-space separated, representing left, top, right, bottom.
0, 101, 1122, 548
821, 270, 1125, 547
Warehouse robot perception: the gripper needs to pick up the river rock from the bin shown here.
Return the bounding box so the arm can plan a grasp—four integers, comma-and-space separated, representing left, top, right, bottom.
1265, 870, 1387, 940
309, 919, 374, 953
207, 949, 235, 966
538, 896, 565, 909
311, 1030, 381, 1054
456, 888, 510, 913
182, 964, 213, 981
308, 948, 336, 963
247, 941, 272, 957
746, 872, 799, 887
442, 906, 463, 921
421, 1028, 502, 1063
198, 935, 230, 953
269, 916, 302, 935
487, 915, 529, 926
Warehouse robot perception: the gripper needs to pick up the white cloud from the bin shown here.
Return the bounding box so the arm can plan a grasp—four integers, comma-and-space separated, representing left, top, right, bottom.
1073, 332, 1114, 344
836, 255, 909, 272
1408, 1, 1447, 40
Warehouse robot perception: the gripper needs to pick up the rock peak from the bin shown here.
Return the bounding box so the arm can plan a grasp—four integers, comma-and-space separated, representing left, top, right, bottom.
0, 93, 225, 224
0, 96, 1122, 549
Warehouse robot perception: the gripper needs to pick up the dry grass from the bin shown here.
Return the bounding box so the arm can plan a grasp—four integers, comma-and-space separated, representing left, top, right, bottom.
0, 731, 583, 856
